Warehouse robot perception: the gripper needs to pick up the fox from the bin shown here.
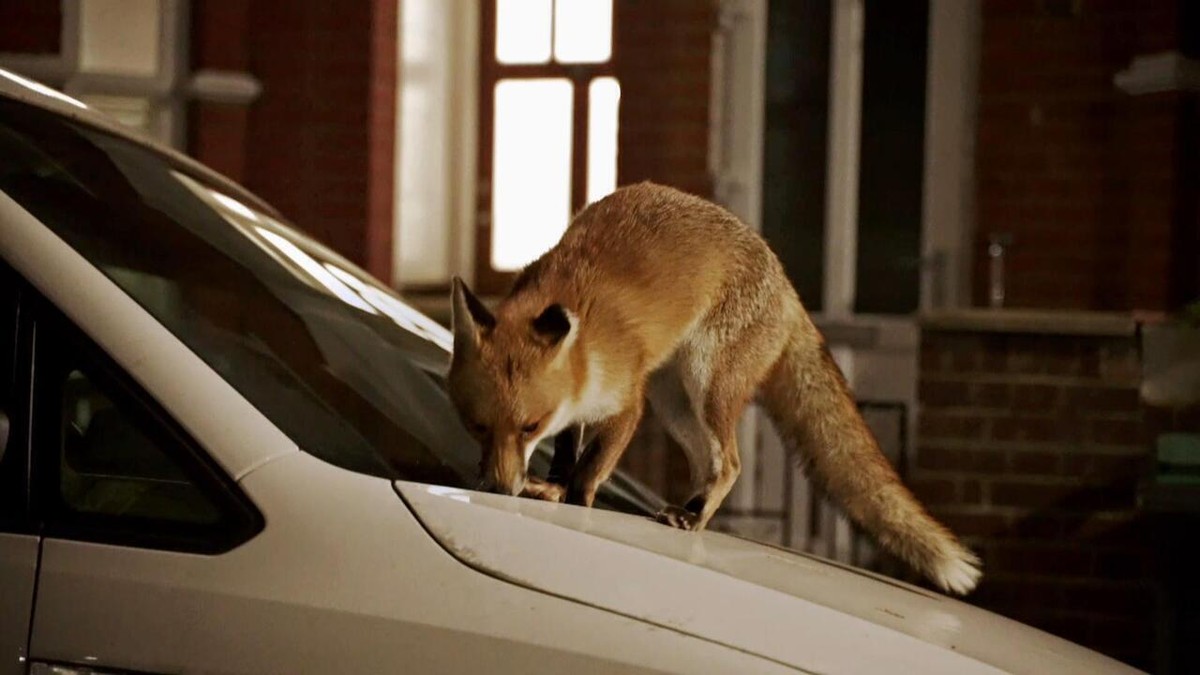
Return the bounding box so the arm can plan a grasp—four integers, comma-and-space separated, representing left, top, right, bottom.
447, 181, 981, 594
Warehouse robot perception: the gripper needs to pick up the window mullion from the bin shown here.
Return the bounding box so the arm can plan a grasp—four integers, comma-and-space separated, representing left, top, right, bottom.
571, 71, 589, 213
822, 0, 864, 317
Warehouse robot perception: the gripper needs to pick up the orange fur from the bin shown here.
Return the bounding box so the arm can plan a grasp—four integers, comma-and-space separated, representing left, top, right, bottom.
449, 182, 981, 594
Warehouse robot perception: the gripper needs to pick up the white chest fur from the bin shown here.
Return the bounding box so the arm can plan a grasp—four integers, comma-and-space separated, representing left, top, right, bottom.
566, 353, 627, 425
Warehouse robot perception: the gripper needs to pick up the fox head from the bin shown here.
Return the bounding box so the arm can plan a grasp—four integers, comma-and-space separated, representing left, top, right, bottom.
447, 277, 579, 496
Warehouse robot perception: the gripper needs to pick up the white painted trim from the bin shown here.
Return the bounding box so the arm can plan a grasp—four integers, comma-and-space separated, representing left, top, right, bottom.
920, 0, 980, 311
1115, 51, 1200, 95
452, 0, 480, 286
60, 0, 190, 150
161, 0, 190, 149
453, 0, 482, 288
186, 69, 263, 105
822, 0, 864, 317
709, 0, 768, 514
709, 0, 766, 232
393, 0, 480, 290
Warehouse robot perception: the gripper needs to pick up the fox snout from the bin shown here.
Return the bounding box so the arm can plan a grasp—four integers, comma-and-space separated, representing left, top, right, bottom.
480, 444, 526, 496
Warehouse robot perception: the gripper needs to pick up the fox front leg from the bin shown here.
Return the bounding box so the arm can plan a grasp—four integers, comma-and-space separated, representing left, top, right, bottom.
518, 425, 585, 503
547, 424, 585, 485
566, 402, 644, 507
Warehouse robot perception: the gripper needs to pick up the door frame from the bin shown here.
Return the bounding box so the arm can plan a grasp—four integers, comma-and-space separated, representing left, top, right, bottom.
709, 0, 981, 550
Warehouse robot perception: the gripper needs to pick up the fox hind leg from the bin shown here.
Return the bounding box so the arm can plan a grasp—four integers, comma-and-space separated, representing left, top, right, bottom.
650, 318, 788, 531
646, 352, 749, 531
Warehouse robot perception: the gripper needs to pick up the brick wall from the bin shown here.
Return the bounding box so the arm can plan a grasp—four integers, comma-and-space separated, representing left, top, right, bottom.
189, 0, 252, 183
914, 325, 1177, 669
0, 2, 61, 55
189, 0, 397, 283
613, 0, 715, 199
974, 0, 1191, 311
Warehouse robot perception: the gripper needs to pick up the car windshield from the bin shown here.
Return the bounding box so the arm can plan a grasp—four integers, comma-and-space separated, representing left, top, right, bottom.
0, 97, 661, 515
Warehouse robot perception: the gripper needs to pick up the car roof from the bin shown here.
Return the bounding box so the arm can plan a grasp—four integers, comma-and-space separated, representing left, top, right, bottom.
0, 67, 281, 220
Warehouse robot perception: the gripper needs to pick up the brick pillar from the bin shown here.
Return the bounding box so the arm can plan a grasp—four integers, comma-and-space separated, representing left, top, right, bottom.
190, 0, 398, 284
613, 0, 715, 199
189, 1, 253, 183
0, 3, 61, 54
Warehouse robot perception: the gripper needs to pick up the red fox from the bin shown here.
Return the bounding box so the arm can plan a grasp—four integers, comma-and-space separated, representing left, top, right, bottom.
448, 182, 981, 594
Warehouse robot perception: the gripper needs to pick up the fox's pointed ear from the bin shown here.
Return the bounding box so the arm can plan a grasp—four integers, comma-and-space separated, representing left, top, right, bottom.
451, 277, 494, 353
531, 303, 577, 350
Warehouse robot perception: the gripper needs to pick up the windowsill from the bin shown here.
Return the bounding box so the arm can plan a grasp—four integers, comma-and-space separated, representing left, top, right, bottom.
919, 308, 1145, 337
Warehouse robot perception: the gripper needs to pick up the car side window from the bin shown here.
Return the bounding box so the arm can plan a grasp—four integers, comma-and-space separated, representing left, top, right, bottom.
58, 368, 222, 525
0, 262, 26, 532
33, 303, 262, 553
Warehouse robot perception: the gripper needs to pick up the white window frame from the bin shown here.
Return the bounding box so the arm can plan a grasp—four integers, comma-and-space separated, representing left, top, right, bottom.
0, 0, 192, 150
707, 0, 768, 515
818, 0, 981, 320
395, 0, 480, 291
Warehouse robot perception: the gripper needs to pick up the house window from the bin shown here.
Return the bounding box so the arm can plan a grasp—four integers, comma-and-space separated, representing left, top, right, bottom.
476, 0, 620, 293
761, 0, 930, 316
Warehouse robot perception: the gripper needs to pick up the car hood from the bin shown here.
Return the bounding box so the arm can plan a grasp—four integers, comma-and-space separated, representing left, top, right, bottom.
395, 482, 1139, 674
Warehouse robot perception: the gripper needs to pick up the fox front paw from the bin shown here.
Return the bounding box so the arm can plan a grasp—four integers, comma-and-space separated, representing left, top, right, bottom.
520, 478, 567, 503
655, 505, 701, 530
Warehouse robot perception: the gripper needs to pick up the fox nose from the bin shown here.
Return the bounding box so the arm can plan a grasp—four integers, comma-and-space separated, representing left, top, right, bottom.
479, 471, 524, 496
479, 457, 525, 496
503, 474, 526, 497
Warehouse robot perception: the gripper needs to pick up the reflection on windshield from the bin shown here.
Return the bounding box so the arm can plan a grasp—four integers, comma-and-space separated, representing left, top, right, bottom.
0, 97, 659, 515
0, 69, 89, 110
0, 97, 471, 485
174, 170, 453, 353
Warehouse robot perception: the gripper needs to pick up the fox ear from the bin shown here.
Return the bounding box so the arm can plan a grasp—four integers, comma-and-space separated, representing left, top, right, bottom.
451, 277, 494, 353
531, 303, 577, 349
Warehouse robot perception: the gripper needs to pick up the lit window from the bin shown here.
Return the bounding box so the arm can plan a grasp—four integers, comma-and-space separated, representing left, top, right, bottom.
553, 0, 613, 63
586, 77, 620, 204
477, 0, 621, 288
496, 0, 553, 64
491, 79, 574, 271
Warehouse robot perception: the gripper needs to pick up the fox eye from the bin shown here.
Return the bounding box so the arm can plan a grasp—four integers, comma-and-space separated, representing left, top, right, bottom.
521, 420, 542, 435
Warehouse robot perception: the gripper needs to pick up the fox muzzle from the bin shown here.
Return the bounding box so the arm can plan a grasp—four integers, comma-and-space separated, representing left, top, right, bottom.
480, 444, 526, 496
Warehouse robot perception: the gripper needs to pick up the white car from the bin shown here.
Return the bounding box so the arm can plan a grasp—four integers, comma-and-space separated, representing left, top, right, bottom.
0, 68, 1139, 675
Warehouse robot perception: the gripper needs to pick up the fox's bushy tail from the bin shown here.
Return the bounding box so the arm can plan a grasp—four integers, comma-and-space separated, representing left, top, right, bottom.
759, 318, 981, 595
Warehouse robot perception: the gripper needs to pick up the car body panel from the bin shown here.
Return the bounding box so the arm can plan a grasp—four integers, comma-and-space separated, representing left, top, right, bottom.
0, 189, 299, 481
31, 452, 790, 674
0, 534, 37, 675
398, 482, 1141, 675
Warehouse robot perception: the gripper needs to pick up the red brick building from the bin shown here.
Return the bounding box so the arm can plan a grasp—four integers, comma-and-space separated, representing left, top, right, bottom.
2, 1, 1197, 671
